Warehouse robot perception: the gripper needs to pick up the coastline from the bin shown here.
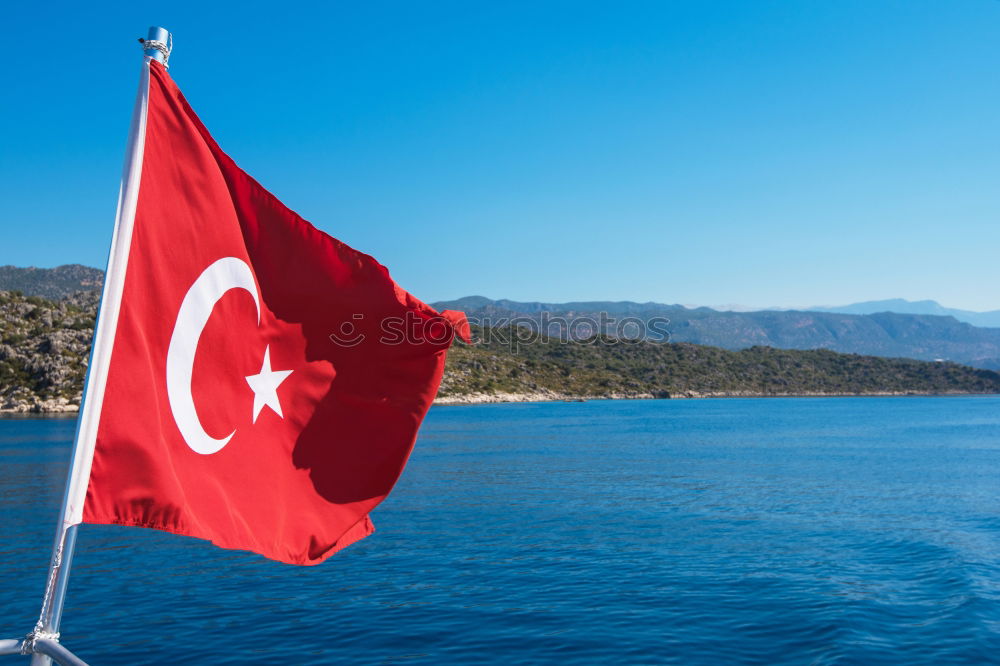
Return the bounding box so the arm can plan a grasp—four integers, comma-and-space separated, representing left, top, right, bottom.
0, 396, 79, 415
3, 389, 996, 416
434, 389, 992, 405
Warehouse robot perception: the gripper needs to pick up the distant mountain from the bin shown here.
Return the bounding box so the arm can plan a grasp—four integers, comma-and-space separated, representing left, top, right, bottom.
437, 296, 684, 317
432, 296, 1000, 370
808, 299, 1000, 328
0, 265, 103, 299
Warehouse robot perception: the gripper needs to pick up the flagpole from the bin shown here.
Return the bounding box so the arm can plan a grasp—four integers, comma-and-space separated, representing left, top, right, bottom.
21, 27, 169, 666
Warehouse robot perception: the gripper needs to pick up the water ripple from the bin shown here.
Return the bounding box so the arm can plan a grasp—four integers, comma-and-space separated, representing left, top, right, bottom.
3, 397, 1000, 663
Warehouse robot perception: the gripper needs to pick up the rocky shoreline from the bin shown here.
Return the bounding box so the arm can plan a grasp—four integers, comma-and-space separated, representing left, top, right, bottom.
2, 388, 993, 415
0, 396, 80, 414
433, 388, 990, 406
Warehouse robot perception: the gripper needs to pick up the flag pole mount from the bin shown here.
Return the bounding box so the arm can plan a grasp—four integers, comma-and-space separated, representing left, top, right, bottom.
141, 26, 172, 67
4, 26, 170, 666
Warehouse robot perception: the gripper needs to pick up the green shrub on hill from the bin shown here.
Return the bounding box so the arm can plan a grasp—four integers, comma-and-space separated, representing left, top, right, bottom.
2, 296, 999, 412
439, 326, 1000, 398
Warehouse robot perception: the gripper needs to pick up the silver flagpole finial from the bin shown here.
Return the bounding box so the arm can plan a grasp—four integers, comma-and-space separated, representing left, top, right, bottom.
141, 26, 172, 67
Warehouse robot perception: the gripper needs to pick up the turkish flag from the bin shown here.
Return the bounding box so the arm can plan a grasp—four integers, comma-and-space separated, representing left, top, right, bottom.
80, 60, 469, 565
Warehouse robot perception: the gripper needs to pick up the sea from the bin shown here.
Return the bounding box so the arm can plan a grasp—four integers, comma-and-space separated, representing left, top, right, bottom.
2, 396, 1000, 665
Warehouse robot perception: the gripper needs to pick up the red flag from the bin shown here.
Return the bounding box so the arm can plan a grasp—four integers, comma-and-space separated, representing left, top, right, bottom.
75, 61, 468, 565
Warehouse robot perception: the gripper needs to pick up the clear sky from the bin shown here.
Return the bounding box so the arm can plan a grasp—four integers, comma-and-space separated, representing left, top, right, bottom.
2, 1, 999, 310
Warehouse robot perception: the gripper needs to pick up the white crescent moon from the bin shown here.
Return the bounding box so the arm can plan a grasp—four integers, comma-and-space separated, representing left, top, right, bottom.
166, 257, 261, 455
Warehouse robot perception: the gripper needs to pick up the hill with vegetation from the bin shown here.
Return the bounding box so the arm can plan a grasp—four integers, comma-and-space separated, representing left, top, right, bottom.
437, 326, 1000, 403
2, 290, 999, 412
5, 268, 1000, 371
0, 265, 104, 300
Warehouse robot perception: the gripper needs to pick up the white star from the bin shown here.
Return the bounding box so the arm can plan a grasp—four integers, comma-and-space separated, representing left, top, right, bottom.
245, 345, 293, 423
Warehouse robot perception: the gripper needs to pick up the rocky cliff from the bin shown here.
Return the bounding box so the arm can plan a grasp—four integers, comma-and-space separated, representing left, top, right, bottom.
0, 291, 96, 412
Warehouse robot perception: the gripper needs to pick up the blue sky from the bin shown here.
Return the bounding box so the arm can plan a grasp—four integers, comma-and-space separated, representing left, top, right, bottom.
2, 1, 999, 310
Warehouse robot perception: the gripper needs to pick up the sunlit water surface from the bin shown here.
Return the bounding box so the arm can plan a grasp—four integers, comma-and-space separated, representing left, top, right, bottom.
3, 396, 1000, 664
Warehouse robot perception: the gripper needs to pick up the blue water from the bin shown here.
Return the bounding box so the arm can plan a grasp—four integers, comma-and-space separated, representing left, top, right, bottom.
3, 397, 1000, 664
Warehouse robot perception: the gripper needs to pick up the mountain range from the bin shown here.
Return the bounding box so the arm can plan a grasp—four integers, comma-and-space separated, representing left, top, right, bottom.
4, 289, 1000, 412
3, 266, 999, 370
432, 296, 1000, 370
808, 299, 1000, 328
